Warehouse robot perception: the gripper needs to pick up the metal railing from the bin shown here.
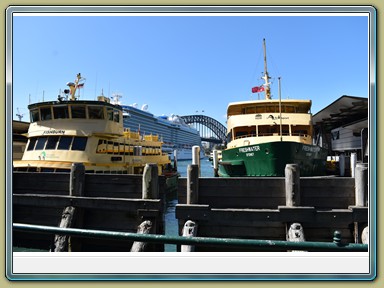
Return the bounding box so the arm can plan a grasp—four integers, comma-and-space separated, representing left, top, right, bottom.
13, 223, 368, 252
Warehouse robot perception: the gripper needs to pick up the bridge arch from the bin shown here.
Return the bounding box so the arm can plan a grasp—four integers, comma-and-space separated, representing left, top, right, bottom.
181, 115, 227, 144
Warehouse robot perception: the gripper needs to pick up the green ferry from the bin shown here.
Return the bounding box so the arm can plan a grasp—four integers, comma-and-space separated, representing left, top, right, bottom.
218, 39, 328, 177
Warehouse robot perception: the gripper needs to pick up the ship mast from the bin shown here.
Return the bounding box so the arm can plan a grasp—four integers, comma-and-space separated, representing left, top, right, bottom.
262, 38, 272, 100
67, 73, 84, 101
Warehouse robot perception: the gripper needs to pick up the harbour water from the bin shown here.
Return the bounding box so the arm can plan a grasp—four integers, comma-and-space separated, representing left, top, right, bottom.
164, 157, 213, 252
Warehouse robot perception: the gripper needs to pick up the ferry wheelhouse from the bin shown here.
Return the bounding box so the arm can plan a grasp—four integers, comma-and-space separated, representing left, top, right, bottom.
218, 40, 327, 177
13, 74, 171, 175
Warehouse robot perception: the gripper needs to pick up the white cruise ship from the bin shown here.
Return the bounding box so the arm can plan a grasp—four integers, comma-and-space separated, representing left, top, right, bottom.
118, 99, 203, 161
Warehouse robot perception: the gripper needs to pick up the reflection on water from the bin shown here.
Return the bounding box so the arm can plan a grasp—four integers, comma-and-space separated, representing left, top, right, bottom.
164, 157, 212, 252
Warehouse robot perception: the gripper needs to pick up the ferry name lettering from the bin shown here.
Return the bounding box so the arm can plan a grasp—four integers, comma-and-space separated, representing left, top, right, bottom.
266, 115, 289, 120
239, 146, 260, 153
43, 130, 65, 135
302, 145, 320, 153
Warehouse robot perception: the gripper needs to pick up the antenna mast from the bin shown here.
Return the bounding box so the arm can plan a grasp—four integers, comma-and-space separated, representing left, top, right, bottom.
262, 38, 272, 100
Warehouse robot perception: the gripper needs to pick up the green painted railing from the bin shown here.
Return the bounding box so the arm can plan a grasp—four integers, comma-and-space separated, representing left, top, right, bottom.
13, 223, 368, 252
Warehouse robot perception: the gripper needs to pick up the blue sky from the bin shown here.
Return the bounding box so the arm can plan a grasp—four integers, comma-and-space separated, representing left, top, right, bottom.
12, 13, 369, 124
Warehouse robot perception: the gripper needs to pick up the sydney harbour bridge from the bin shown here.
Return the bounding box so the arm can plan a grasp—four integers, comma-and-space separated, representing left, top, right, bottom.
180, 115, 226, 144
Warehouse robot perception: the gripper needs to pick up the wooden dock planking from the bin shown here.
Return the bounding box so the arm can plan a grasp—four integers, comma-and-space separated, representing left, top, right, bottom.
176, 164, 369, 251
12, 163, 166, 252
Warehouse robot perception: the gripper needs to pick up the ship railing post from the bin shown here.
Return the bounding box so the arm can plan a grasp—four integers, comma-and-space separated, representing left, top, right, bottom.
52, 163, 85, 252
187, 164, 199, 205
142, 163, 159, 199
339, 153, 345, 176
351, 152, 357, 178
181, 220, 198, 252
284, 164, 305, 251
192, 145, 201, 177
212, 150, 219, 177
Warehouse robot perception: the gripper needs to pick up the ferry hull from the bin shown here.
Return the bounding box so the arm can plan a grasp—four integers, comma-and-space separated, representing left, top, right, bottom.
218, 142, 327, 177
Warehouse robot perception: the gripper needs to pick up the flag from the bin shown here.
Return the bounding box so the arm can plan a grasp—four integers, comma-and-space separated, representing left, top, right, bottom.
77, 83, 85, 88
252, 85, 265, 93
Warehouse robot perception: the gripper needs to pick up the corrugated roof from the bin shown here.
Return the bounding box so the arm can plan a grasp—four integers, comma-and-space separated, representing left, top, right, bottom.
312, 95, 368, 132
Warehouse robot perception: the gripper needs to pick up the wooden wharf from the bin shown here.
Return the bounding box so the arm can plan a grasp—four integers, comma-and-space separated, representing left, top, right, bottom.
176, 163, 369, 252
13, 163, 169, 252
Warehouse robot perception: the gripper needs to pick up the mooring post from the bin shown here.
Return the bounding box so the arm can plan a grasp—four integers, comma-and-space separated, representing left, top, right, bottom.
285, 164, 300, 207
69, 163, 85, 197
52, 163, 85, 252
284, 164, 304, 251
130, 220, 153, 252
142, 164, 159, 199
187, 164, 199, 205
212, 150, 219, 177
192, 145, 201, 177
355, 163, 368, 207
361, 226, 369, 244
52, 207, 76, 252
181, 220, 198, 252
286, 223, 306, 252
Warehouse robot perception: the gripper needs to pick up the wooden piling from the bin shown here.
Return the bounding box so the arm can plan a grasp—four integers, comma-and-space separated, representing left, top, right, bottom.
355, 163, 368, 207
181, 220, 198, 252
142, 164, 159, 199
192, 146, 201, 177
187, 164, 199, 205
361, 226, 369, 244
130, 220, 153, 252
285, 164, 300, 207
53, 163, 85, 252
286, 223, 306, 252
52, 206, 76, 252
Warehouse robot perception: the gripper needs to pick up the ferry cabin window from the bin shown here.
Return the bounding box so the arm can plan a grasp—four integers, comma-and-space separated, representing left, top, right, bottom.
113, 109, 120, 122
107, 107, 114, 121
88, 106, 104, 119
40, 107, 52, 121
45, 136, 59, 150
71, 105, 86, 119
35, 137, 48, 150
53, 106, 69, 119
30, 109, 40, 122
26, 138, 37, 151
57, 136, 73, 150
71, 137, 88, 151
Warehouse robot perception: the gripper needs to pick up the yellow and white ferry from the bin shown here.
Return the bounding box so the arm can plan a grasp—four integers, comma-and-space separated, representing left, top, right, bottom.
13, 73, 172, 175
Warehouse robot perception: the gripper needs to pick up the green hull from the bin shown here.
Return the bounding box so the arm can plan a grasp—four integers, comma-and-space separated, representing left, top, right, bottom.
218, 141, 327, 177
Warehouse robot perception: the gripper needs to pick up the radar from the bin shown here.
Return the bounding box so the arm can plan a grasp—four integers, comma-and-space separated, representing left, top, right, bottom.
141, 104, 149, 111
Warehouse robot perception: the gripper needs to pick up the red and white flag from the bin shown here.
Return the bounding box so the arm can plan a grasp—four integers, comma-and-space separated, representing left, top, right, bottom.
252, 85, 265, 93
77, 83, 85, 88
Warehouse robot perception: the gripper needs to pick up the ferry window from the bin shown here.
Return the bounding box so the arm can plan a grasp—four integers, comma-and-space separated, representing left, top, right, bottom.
45, 136, 59, 150
285, 106, 295, 113
53, 106, 69, 119
266, 106, 276, 113
30, 109, 40, 122
27, 138, 37, 151
107, 107, 114, 121
88, 106, 104, 119
40, 107, 52, 121
71, 105, 86, 119
72, 137, 88, 151
57, 136, 73, 150
113, 109, 120, 122
35, 137, 48, 150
